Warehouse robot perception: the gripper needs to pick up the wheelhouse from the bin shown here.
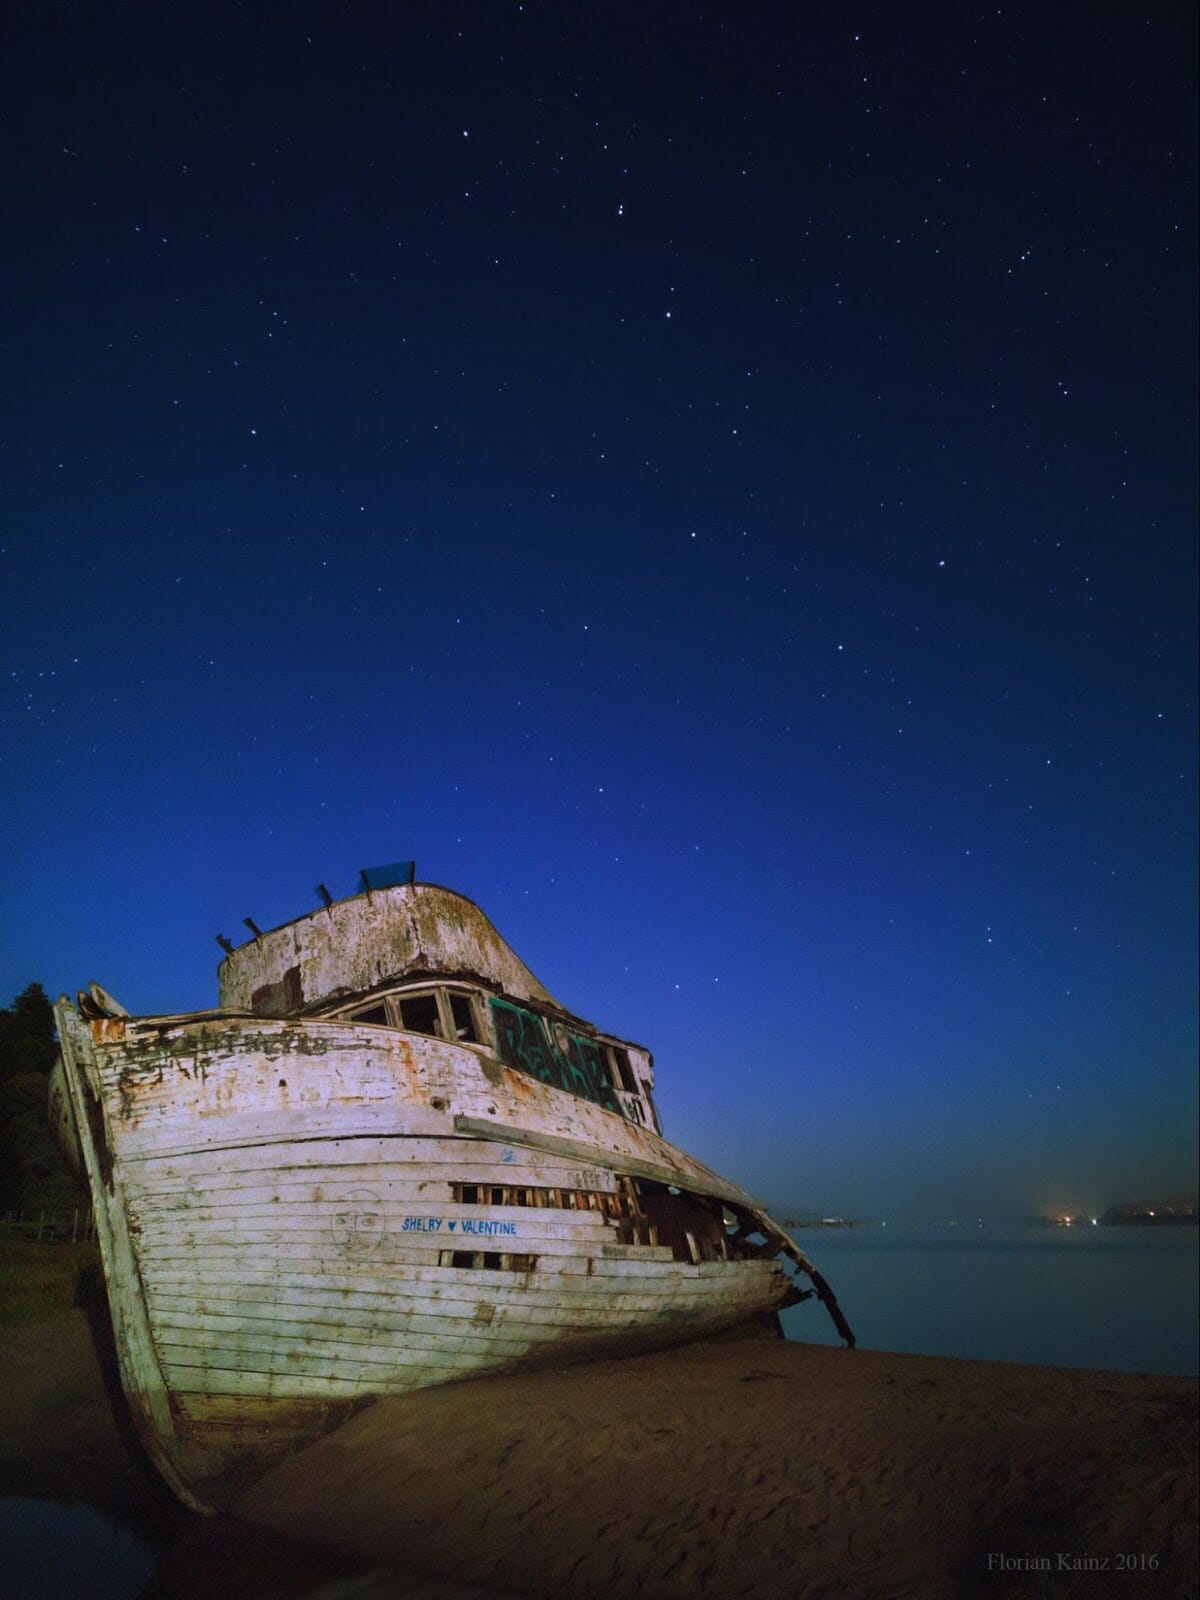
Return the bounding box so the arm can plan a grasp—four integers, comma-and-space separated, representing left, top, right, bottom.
321, 978, 661, 1131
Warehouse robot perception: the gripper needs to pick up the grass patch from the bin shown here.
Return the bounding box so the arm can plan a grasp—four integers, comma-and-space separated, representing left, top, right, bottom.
0, 1238, 102, 1329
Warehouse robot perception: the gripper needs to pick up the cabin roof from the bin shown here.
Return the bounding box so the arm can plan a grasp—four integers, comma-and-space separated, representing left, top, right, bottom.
217, 881, 565, 1019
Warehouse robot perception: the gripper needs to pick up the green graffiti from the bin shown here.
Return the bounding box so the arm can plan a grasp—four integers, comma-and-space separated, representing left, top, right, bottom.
489, 998, 625, 1118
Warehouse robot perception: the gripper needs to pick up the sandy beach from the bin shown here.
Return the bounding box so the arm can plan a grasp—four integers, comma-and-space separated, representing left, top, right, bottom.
2, 1286, 1196, 1599
240, 1338, 1198, 1599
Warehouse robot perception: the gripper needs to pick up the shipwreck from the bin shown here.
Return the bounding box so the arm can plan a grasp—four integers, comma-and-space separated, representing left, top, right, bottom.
50, 865, 854, 1511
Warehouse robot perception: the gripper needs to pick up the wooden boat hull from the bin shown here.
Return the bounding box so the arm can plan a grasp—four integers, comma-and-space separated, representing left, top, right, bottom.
54, 1004, 802, 1510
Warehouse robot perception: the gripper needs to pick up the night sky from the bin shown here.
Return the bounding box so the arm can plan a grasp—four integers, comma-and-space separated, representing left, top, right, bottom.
3, 4, 1196, 1222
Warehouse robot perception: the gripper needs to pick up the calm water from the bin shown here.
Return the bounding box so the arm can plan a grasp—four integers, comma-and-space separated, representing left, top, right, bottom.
0, 1498, 154, 1599
781, 1224, 1200, 1375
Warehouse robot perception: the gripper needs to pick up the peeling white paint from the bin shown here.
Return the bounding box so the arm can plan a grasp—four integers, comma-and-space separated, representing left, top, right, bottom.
219, 883, 561, 1013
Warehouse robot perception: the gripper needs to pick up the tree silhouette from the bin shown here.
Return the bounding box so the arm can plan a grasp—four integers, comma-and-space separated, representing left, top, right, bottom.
0, 983, 81, 1211
0, 982, 57, 1080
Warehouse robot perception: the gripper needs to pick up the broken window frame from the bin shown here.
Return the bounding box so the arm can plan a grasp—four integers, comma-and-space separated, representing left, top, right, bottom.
597, 1041, 661, 1130
334, 984, 488, 1047
444, 988, 483, 1044
389, 985, 485, 1045
392, 989, 444, 1038
604, 1043, 639, 1094
343, 1001, 391, 1026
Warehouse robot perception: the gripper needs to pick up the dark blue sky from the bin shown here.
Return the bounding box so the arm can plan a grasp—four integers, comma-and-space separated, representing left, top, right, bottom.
3, 3, 1196, 1221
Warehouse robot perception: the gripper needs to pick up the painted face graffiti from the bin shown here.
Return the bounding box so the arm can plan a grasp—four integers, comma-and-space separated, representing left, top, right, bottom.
330, 1187, 387, 1254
